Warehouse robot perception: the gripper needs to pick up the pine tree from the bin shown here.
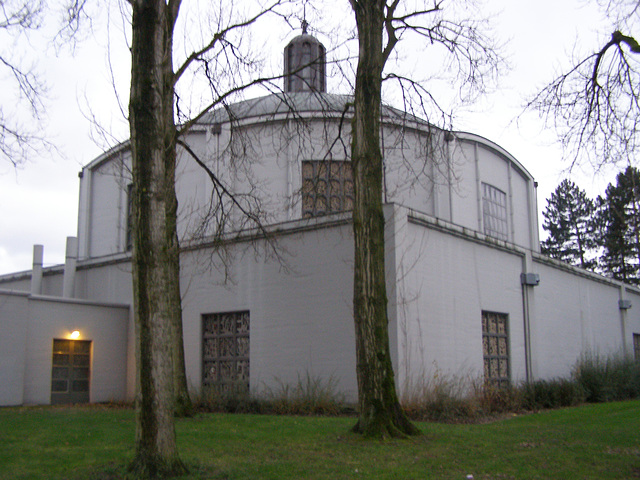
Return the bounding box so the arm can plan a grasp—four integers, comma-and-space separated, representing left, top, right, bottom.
599, 166, 640, 285
541, 179, 598, 270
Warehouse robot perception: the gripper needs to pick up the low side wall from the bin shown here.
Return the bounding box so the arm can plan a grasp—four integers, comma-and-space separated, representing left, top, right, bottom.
395, 207, 640, 390
532, 259, 640, 378
0, 292, 29, 405
0, 290, 129, 406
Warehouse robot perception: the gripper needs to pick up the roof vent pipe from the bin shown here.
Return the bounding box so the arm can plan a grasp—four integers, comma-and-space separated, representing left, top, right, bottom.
62, 237, 78, 298
30, 244, 43, 295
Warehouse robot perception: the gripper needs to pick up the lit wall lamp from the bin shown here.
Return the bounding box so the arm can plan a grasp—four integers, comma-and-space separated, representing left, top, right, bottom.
69, 330, 81, 339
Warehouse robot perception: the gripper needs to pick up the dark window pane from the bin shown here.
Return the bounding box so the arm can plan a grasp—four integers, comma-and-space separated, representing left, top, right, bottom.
52, 367, 68, 379
72, 367, 90, 380
52, 380, 68, 392
72, 380, 89, 392
53, 354, 70, 365
74, 341, 91, 354
73, 355, 90, 367
53, 340, 71, 354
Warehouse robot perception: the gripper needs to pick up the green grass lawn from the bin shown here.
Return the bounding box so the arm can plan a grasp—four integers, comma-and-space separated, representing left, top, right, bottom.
0, 401, 638, 479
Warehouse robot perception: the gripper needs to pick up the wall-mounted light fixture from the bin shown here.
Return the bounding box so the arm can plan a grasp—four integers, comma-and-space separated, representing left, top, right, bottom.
521, 273, 540, 286
619, 299, 632, 310
69, 330, 81, 339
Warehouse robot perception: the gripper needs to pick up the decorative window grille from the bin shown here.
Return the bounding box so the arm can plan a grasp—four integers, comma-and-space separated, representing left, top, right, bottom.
482, 311, 510, 387
482, 183, 509, 241
202, 311, 250, 394
301, 160, 353, 218
634, 333, 640, 361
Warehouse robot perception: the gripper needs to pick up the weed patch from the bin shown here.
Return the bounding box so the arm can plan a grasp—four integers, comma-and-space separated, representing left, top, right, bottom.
195, 373, 349, 416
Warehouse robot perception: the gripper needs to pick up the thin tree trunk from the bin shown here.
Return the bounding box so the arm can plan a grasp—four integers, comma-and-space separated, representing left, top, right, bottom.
128, 0, 187, 476
350, 0, 419, 439
172, 296, 193, 417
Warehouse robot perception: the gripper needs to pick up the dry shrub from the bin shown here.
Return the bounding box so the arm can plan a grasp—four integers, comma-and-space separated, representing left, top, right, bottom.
195, 373, 349, 416
474, 380, 523, 415
196, 385, 265, 414
261, 372, 348, 416
400, 369, 484, 422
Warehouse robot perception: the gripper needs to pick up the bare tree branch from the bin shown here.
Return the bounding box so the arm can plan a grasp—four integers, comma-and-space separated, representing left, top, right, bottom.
173, 0, 283, 85
526, 2, 640, 170
0, 0, 50, 167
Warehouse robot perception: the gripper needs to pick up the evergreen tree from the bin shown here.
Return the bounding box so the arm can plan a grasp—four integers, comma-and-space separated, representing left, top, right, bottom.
598, 166, 640, 285
541, 179, 597, 270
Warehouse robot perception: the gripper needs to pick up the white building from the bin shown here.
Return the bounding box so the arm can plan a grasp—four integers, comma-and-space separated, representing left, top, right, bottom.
1, 31, 639, 406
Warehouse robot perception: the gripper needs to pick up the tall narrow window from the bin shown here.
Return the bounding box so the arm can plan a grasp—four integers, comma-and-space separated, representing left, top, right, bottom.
482, 311, 510, 387
302, 160, 353, 218
634, 333, 640, 361
202, 311, 250, 394
482, 183, 508, 241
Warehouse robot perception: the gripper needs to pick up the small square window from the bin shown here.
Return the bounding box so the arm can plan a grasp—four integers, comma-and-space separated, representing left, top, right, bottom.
301, 161, 353, 218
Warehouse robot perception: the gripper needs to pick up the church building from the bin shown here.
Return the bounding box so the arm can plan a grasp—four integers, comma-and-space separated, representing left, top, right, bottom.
1, 30, 639, 406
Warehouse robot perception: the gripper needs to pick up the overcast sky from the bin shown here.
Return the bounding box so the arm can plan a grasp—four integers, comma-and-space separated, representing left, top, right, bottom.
0, 0, 618, 275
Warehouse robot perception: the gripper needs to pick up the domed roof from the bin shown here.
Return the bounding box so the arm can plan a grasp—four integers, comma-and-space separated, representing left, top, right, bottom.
285, 20, 324, 51
199, 92, 429, 128
285, 32, 323, 49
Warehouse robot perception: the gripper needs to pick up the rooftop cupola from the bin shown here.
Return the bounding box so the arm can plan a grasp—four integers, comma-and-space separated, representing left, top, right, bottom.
284, 21, 326, 93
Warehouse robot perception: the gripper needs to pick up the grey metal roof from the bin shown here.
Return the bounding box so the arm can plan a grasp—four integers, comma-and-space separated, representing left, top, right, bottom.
199, 92, 430, 127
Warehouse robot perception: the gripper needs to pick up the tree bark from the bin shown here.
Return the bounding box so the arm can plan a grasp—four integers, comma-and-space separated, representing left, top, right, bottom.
128, 0, 188, 476
349, 0, 419, 439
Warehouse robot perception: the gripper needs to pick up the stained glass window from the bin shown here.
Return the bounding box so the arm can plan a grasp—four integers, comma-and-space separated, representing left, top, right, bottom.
202, 311, 250, 394
482, 311, 510, 387
302, 160, 353, 218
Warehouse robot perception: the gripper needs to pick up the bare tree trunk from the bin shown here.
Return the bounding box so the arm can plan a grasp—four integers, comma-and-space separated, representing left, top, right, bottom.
349, 0, 419, 439
128, 0, 188, 475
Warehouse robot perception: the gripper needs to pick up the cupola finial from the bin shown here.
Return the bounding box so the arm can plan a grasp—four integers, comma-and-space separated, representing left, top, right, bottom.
301, 1, 308, 34
283, 6, 326, 93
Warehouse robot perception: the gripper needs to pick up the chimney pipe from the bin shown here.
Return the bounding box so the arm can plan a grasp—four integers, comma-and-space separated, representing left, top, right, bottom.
62, 237, 78, 298
30, 244, 43, 295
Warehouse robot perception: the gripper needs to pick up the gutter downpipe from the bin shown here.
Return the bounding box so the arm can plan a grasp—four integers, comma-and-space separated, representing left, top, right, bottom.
619, 285, 631, 356
521, 251, 534, 383
474, 142, 482, 230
